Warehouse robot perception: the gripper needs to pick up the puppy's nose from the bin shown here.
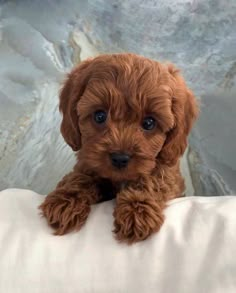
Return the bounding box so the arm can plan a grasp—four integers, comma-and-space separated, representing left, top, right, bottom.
110, 153, 130, 169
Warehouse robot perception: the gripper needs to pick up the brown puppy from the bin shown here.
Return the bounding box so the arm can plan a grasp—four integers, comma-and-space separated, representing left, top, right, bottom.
40, 53, 198, 244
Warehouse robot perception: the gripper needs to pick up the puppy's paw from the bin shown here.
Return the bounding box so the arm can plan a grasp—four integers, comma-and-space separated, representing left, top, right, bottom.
39, 193, 90, 235
113, 192, 164, 244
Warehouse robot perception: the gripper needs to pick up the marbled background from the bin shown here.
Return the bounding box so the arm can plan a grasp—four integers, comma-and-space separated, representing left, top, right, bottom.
0, 0, 235, 195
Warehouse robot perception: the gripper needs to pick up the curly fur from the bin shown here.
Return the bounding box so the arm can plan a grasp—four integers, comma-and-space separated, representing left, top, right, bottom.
40, 53, 198, 244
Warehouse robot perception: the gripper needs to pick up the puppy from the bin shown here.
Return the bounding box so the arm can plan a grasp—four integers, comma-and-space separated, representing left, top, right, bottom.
40, 53, 198, 243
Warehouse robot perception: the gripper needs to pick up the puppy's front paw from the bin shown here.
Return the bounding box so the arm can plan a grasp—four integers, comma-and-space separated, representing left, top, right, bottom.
39, 192, 90, 235
113, 192, 164, 244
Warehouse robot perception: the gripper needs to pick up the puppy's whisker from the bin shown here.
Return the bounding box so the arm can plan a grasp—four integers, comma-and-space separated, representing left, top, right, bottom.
133, 152, 154, 161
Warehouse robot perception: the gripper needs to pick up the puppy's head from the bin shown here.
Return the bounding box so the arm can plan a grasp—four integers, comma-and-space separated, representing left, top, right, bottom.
60, 53, 198, 181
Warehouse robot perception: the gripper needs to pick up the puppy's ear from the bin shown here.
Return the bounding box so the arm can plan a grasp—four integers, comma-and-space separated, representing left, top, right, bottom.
158, 64, 199, 166
59, 59, 93, 151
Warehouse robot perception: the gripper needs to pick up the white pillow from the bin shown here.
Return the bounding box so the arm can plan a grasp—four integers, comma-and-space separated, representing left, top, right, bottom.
0, 189, 236, 293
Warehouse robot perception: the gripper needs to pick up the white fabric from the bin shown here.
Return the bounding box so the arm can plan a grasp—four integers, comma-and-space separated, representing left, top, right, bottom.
0, 189, 236, 293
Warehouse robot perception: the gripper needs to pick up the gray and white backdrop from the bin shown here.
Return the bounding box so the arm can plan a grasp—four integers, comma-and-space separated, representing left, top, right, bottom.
0, 0, 235, 195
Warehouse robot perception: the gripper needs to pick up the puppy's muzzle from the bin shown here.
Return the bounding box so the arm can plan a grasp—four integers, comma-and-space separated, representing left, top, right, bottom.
110, 153, 130, 169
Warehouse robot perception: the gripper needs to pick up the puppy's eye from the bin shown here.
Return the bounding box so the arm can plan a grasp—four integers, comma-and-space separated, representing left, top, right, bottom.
142, 116, 156, 131
94, 110, 107, 124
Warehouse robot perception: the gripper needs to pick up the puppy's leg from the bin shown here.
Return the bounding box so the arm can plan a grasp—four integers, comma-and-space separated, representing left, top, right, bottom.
39, 170, 100, 235
113, 180, 165, 244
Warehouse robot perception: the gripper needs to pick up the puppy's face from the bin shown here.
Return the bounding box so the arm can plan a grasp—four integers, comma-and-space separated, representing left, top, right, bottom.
77, 75, 173, 182
60, 54, 198, 182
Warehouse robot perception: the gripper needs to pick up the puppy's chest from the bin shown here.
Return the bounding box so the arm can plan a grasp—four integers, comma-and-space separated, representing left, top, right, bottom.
96, 179, 128, 202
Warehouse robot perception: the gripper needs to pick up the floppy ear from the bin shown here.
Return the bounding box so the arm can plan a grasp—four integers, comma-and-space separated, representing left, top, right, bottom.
158, 65, 199, 166
59, 59, 93, 151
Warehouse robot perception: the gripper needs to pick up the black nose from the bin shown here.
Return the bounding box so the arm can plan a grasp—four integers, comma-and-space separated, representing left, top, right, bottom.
110, 153, 130, 169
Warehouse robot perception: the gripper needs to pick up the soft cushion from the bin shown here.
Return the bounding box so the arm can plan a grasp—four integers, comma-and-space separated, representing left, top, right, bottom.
0, 189, 236, 293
